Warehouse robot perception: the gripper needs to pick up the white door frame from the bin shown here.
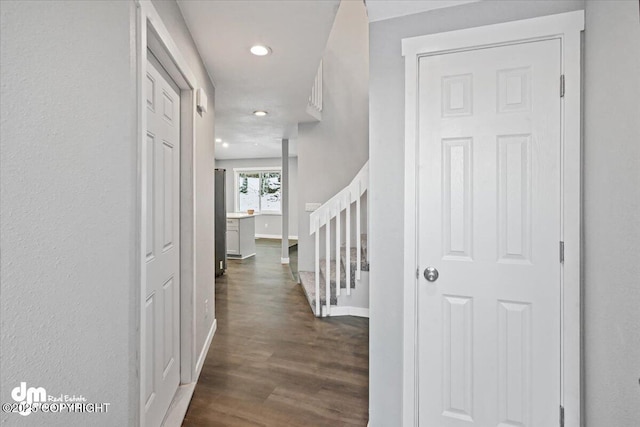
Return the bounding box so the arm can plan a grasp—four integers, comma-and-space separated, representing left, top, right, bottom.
135, 1, 199, 424
401, 11, 584, 427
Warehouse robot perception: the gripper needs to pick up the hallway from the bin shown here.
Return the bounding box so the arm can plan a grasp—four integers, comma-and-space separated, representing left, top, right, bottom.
183, 239, 369, 426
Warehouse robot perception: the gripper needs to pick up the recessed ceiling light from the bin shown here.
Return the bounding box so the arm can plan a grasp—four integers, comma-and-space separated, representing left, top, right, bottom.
222, 142, 229, 148
253, 110, 268, 117
250, 45, 271, 56
215, 138, 222, 143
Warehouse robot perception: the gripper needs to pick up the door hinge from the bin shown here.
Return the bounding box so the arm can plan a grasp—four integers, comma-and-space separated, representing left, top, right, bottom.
560, 75, 565, 98
560, 241, 565, 263
560, 405, 565, 427
416, 268, 420, 279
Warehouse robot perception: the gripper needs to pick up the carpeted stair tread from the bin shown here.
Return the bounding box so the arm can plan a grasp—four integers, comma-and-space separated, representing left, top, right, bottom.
299, 235, 369, 317
299, 271, 337, 317
360, 233, 367, 263
340, 246, 369, 273
319, 259, 354, 290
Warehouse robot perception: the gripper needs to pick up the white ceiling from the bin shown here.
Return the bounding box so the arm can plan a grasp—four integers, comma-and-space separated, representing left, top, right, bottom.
366, 0, 480, 22
177, 0, 341, 160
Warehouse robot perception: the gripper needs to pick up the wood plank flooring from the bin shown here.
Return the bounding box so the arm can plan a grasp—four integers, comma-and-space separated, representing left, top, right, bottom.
182, 239, 369, 427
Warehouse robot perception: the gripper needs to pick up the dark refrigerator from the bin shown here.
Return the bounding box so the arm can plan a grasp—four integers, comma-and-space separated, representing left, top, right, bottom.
215, 168, 227, 276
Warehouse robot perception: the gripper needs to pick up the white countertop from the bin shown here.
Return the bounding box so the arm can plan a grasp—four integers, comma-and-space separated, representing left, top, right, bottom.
226, 212, 259, 219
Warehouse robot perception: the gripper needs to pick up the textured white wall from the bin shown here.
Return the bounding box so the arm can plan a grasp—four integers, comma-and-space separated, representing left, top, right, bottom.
368, 1, 585, 425
0, 1, 217, 425
215, 157, 299, 238
1, 1, 137, 425
151, 0, 217, 383
583, 2, 640, 425
297, 0, 369, 272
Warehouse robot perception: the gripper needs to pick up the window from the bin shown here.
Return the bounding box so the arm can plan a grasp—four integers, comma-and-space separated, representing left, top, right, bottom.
235, 168, 282, 214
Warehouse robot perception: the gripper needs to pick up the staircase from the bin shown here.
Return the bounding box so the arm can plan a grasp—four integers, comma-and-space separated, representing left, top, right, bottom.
299, 162, 369, 317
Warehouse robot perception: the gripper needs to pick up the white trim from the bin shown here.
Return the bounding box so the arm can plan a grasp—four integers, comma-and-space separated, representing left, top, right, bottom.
255, 233, 299, 240
160, 383, 196, 427
138, 1, 197, 86
135, 1, 208, 426
402, 23, 419, 427
162, 320, 216, 427
401, 10, 583, 427
559, 14, 583, 427
280, 257, 290, 264
327, 306, 370, 318
195, 319, 217, 378
179, 83, 197, 385
401, 10, 584, 56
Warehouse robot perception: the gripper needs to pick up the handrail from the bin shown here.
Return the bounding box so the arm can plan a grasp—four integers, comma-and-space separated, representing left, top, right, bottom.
309, 161, 368, 233
309, 161, 368, 315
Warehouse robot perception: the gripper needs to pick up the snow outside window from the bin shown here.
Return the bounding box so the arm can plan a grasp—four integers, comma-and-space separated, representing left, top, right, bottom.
236, 169, 282, 214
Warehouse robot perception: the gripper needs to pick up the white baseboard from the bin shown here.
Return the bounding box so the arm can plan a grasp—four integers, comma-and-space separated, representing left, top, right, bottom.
255, 233, 299, 240
161, 382, 196, 427
281, 257, 290, 264
195, 318, 217, 378
326, 306, 369, 318
163, 318, 216, 427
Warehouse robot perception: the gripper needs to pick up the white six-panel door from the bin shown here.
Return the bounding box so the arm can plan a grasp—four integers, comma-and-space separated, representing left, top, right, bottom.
143, 53, 181, 427
417, 39, 561, 426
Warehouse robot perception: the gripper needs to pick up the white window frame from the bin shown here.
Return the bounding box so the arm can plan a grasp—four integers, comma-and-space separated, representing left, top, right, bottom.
233, 167, 283, 215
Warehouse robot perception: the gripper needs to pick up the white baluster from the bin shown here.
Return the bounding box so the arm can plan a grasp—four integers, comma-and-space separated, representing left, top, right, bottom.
356, 181, 361, 281
318, 61, 323, 111
325, 210, 331, 316
315, 225, 320, 316
346, 192, 351, 296
335, 200, 341, 297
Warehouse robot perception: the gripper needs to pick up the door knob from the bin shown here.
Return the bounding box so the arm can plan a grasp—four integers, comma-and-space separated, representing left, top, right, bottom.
424, 267, 439, 282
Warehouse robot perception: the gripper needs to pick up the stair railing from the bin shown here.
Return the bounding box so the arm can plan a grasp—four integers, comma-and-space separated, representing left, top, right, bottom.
308, 60, 323, 114
309, 161, 368, 315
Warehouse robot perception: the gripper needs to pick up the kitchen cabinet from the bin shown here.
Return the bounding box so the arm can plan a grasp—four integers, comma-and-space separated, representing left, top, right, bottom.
226, 213, 256, 259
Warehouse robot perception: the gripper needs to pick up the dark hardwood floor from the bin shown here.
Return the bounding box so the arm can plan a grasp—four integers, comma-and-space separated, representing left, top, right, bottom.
182, 239, 369, 427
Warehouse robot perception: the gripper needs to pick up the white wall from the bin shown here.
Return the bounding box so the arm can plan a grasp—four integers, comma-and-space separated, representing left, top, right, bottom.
297, 0, 369, 272
0, 1, 217, 425
583, 2, 640, 425
368, 1, 585, 425
215, 157, 299, 238
151, 0, 217, 384
1, 1, 137, 425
